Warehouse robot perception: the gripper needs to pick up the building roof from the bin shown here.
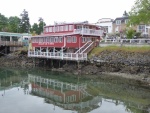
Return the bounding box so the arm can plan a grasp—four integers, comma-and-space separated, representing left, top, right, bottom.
0, 32, 31, 37
31, 32, 74, 37
45, 21, 100, 28
113, 16, 129, 23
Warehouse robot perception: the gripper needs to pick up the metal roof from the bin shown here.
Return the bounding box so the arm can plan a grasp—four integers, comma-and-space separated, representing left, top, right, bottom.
0, 32, 32, 37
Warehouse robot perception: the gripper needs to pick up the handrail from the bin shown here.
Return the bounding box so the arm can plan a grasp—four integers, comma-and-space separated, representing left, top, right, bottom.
28, 51, 87, 61
81, 42, 94, 53
75, 41, 91, 53
0, 41, 23, 46
74, 29, 103, 36
101, 39, 150, 44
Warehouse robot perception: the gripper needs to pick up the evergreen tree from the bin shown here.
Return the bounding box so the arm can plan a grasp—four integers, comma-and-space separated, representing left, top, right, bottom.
38, 17, 46, 34
20, 9, 31, 33
31, 23, 38, 35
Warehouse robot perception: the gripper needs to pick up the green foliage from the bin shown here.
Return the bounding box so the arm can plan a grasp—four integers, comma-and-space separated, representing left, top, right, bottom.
8, 16, 20, 32
129, 0, 150, 25
30, 17, 46, 35
125, 28, 135, 39
134, 32, 141, 37
0, 13, 8, 31
88, 46, 150, 58
19, 9, 31, 33
38, 17, 46, 35
30, 23, 38, 34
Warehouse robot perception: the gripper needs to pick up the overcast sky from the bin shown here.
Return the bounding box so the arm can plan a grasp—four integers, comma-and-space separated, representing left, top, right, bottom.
0, 0, 135, 25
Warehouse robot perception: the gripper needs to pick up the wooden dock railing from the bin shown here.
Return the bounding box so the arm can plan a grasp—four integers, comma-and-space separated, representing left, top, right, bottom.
0, 41, 23, 46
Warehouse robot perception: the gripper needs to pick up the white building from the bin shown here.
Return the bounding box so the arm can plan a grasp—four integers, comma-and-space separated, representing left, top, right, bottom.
96, 18, 113, 34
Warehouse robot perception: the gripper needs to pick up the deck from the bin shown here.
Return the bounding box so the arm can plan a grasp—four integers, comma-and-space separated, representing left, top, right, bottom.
28, 51, 87, 61
0, 41, 23, 47
74, 29, 103, 36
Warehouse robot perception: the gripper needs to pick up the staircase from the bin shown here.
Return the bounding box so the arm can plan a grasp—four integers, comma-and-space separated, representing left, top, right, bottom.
75, 41, 95, 54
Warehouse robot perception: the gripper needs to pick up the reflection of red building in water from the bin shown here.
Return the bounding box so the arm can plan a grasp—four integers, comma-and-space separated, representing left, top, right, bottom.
31, 83, 84, 103
28, 21, 103, 61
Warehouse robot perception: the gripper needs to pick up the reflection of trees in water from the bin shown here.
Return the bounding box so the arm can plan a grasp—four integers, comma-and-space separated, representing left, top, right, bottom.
88, 81, 150, 113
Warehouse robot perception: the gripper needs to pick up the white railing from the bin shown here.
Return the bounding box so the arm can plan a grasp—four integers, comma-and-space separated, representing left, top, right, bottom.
28, 51, 87, 61
75, 41, 91, 53
81, 42, 94, 53
101, 39, 150, 44
0, 41, 23, 46
74, 28, 103, 36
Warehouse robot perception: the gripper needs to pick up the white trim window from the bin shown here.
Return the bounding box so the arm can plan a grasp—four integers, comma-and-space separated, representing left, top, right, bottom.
47, 37, 50, 42
116, 20, 121, 25
65, 25, 68, 31
54, 37, 58, 42
57, 26, 60, 32
72, 36, 77, 43
59, 37, 63, 42
82, 37, 86, 43
50, 37, 54, 42
53, 27, 55, 32
46, 27, 48, 32
125, 19, 129, 24
49, 27, 52, 32
39, 37, 43, 43
138, 25, 145, 33
69, 25, 73, 31
67, 36, 72, 43
60, 26, 63, 31
35, 37, 38, 43
76, 25, 82, 29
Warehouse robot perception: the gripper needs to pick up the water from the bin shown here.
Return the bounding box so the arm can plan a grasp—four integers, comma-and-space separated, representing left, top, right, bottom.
0, 68, 150, 113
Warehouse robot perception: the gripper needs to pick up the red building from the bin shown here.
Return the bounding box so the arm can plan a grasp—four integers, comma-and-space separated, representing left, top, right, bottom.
28, 21, 103, 61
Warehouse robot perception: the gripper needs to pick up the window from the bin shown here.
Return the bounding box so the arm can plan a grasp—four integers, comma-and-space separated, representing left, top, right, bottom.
76, 25, 82, 29
57, 26, 60, 32
72, 36, 77, 43
82, 37, 86, 43
59, 37, 63, 42
65, 25, 68, 31
125, 19, 128, 24
116, 20, 121, 25
54, 37, 58, 42
69, 25, 73, 31
36, 37, 39, 42
67, 36, 71, 43
47, 37, 50, 42
46, 27, 49, 32
53, 27, 55, 32
50, 37, 54, 42
39, 37, 43, 42
138, 25, 145, 32
49, 27, 52, 32
60, 26, 63, 31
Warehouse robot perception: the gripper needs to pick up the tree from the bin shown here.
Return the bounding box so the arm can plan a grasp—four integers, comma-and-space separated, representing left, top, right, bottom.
38, 17, 46, 34
19, 9, 31, 33
8, 16, 20, 33
30, 23, 38, 35
0, 13, 8, 31
125, 28, 135, 39
129, 0, 150, 25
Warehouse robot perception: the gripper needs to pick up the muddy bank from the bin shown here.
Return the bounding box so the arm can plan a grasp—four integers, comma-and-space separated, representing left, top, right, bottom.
0, 50, 150, 84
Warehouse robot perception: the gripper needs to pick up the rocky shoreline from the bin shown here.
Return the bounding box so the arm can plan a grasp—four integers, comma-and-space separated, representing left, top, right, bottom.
0, 50, 150, 84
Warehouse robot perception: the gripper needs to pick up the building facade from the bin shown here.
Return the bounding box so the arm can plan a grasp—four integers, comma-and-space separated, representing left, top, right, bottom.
112, 12, 150, 37
28, 21, 103, 61
96, 18, 113, 34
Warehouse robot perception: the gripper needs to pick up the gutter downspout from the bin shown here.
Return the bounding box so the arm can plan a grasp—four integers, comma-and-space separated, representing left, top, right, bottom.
61, 35, 66, 59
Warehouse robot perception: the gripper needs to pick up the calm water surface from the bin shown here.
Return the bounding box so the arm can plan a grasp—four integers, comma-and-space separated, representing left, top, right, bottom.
0, 68, 150, 113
